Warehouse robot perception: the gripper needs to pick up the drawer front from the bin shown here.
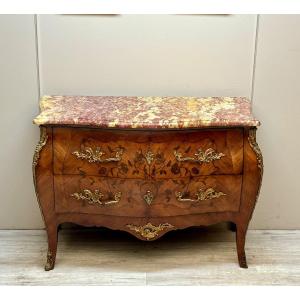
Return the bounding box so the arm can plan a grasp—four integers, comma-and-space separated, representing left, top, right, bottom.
54, 175, 150, 217
53, 128, 151, 179
54, 128, 243, 178
54, 175, 242, 217
148, 129, 243, 178
146, 175, 242, 217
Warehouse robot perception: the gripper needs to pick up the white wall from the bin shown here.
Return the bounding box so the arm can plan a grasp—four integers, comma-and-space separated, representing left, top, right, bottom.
37, 15, 256, 97
251, 15, 300, 229
0, 15, 41, 228
0, 14, 299, 229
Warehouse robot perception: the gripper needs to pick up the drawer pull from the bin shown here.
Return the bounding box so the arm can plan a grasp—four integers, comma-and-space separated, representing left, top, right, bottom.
143, 190, 154, 205
72, 147, 123, 163
126, 222, 174, 240
175, 188, 226, 203
71, 189, 121, 206
174, 148, 225, 163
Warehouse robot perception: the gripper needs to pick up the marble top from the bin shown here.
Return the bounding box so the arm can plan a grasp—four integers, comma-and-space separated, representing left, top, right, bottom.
33, 95, 260, 129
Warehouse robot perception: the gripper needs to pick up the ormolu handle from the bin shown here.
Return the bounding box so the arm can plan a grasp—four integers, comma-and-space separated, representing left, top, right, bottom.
175, 188, 226, 202
174, 148, 225, 163
71, 189, 121, 206
72, 147, 123, 163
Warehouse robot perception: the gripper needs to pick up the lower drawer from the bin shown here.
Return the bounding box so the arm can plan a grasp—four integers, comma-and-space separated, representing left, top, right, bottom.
147, 175, 242, 217
54, 175, 242, 217
54, 176, 148, 217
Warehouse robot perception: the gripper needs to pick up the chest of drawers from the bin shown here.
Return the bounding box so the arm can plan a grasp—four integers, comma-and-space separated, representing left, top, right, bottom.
33, 96, 262, 270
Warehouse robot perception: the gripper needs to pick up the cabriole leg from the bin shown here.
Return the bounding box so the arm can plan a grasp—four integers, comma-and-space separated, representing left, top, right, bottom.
236, 224, 248, 268
45, 224, 58, 271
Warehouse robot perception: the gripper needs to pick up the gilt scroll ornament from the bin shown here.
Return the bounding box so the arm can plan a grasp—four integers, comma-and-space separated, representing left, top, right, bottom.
71, 189, 121, 206
175, 188, 226, 203
32, 126, 48, 223
248, 128, 264, 205
72, 147, 123, 163
126, 222, 174, 240
33, 127, 48, 171
174, 148, 225, 163
248, 129, 263, 171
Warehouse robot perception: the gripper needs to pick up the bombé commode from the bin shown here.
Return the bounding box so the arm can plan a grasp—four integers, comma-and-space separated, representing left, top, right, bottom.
33, 96, 262, 270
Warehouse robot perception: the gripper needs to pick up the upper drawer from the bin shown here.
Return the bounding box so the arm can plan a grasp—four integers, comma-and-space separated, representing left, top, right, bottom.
53, 127, 151, 178
148, 129, 243, 177
53, 128, 243, 178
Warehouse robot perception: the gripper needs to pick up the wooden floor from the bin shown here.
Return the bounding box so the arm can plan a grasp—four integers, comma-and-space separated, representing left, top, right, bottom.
0, 227, 299, 285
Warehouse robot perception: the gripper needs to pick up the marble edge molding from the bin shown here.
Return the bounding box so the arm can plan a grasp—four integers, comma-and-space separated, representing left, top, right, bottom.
33, 95, 260, 129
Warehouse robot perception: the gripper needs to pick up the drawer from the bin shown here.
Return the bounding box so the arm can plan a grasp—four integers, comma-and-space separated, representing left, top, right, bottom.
54, 175, 242, 217
53, 128, 243, 178
54, 175, 149, 217
148, 129, 243, 178
53, 127, 151, 179
147, 175, 242, 217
